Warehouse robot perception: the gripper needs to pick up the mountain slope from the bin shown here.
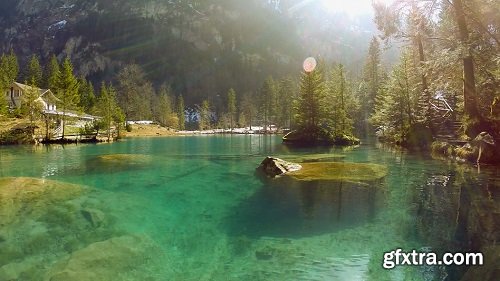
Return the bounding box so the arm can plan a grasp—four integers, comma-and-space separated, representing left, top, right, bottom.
0, 0, 378, 104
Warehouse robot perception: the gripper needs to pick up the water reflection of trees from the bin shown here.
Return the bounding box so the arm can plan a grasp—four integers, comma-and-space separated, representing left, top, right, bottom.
415, 165, 500, 280
225, 178, 384, 238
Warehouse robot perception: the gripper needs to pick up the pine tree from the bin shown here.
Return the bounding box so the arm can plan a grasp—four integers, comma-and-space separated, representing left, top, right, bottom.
375, 6, 430, 88
95, 83, 123, 141
0, 91, 9, 116
155, 84, 178, 128
198, 99, 210, 130
26, 55, 43, 87
371, 51, 417, 143
260, 76, 277, 131
78, 78, 96, 113
327, 64, 355, 137
56, 58, 80, 138
177, 95, 186, 130
0, 54, 8, 115
97, 83, 111, 141
227, 88, 237, 130
276, 77, 296, 129
23, 77, 43, 130
0, 85, 8, 116
362, 37, 382, 117
240, 92, 257, 130
44, 55, 60, 91
116, 64, 153, 120
295, 64, 327, 130
2, 50, 19, 84
0, 50, 19, 109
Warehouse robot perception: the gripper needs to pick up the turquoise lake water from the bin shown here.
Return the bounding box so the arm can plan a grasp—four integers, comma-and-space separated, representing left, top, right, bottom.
0, 135, 498, 280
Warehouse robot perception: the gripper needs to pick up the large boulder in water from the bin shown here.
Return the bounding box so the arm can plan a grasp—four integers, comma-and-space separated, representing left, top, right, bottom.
256, 157, 302, 178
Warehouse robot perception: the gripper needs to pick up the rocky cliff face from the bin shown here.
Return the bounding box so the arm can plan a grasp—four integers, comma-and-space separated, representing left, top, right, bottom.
2, 0, 110, 77
0, 0, 377, 104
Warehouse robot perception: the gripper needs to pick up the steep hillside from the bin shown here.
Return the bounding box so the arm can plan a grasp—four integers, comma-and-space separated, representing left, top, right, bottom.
0, 0, 379, 104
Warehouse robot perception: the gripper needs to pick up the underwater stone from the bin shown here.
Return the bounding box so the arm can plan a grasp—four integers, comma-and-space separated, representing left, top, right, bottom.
0, 177, 85, 226
94, 154, 152, 166
45, 235, 163, 281
0, 261, 29, 281
278, 154, 346, 163
255, 246, 275, 260
81, 208, 106, 228
84, 154, 154, 174
286, 162, 388, 182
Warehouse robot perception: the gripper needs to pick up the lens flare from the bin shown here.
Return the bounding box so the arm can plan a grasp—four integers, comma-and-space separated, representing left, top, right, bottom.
303, 57, 317, 73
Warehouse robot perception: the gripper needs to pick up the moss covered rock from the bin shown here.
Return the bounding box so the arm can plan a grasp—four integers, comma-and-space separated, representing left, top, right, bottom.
278, 153, 346, 163
286, 162, 388, 182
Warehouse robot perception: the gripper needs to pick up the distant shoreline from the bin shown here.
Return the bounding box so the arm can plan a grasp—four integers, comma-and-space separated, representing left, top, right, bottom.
125, 124, 283, 137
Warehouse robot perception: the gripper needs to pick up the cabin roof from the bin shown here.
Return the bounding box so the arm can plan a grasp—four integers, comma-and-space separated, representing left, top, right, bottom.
12, 82, 60, 103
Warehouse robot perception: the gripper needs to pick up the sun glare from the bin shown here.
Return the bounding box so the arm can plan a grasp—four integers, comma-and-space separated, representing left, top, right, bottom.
319, 0, 394, 15
303, 57, 317, 73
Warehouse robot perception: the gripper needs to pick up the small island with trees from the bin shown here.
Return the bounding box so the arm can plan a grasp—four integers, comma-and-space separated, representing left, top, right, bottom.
283, 57, 360, 146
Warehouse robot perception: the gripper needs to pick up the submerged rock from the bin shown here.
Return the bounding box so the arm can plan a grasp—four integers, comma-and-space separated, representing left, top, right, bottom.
286, 162, 388, 182
256, 157, 302, 178
83, 154, 153, 174
0, 177, 85, 226
81, 208, 106, 228
94, 154, 152, 166
45, 235, 164, 281
256, 157, 387, 183
0, 258, 40, 281
278, 153, 346, 163
0, 177, 121, 279
255, 246, 275, 260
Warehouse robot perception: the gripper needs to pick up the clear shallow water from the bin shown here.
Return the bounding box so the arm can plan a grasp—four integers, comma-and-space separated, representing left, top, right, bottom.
0, 136, 498, 280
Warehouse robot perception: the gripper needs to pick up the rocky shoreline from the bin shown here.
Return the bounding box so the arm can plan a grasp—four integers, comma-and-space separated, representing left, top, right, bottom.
431, 132, 499, 164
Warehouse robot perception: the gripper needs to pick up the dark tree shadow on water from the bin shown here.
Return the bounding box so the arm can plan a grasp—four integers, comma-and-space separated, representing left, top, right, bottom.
224, 179, 384, 238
